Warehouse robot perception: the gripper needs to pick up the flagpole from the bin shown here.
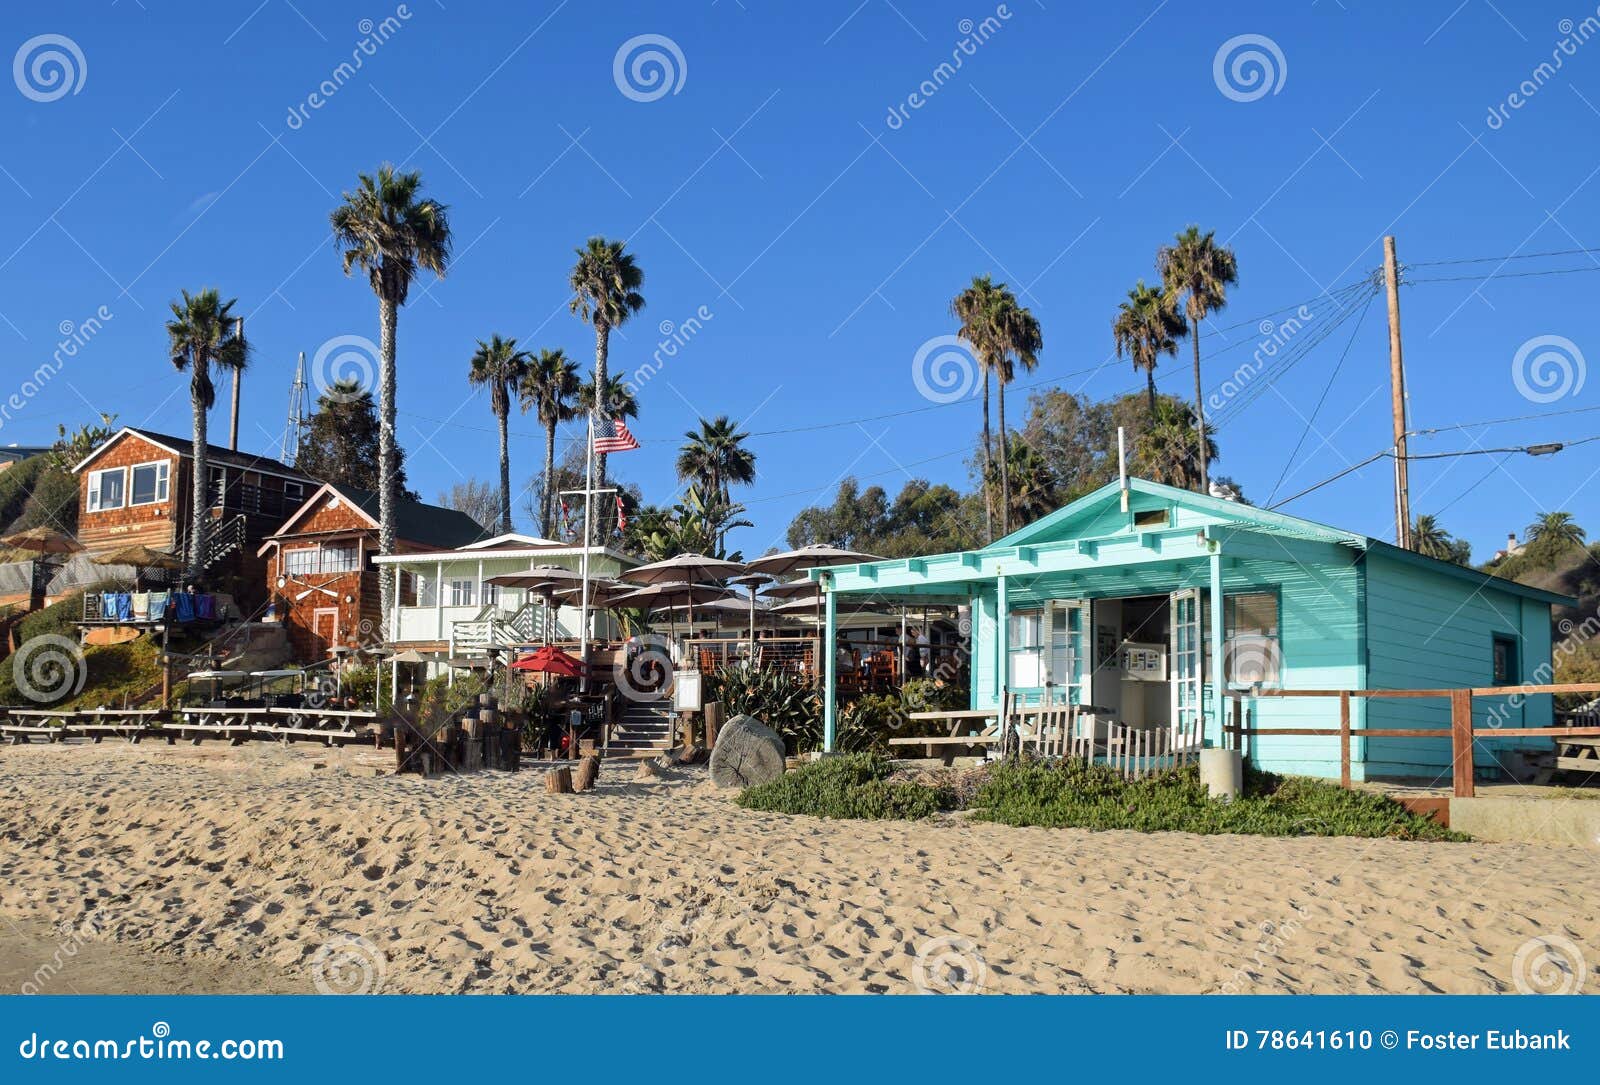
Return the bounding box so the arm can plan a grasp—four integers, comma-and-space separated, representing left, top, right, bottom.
578, 410, 595, 691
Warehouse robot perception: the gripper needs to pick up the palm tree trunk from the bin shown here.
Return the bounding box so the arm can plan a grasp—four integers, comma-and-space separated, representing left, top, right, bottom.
496, 402, 512, 535
187, 366, 209, 581
377, 296, 398, 629
996, 379, 1011, 536
1191, 328, 1208, 493
1146, 368, 1157, 419
593, 319, 610, 491
980, 370, 993, 543
541, 419, 557, 537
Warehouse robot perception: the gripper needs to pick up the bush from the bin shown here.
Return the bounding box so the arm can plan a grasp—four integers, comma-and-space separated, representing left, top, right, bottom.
705, 664, 821, 753
415, 671, 487, 733
969, 758, 1465, 840
736, 753, 954, 820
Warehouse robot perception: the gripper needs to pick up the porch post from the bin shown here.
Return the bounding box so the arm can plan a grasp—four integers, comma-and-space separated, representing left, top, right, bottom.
434, 559, 445, 640
822, 578, 838, 753
1208, 550, 1225, 745
996, 571, 1010, 729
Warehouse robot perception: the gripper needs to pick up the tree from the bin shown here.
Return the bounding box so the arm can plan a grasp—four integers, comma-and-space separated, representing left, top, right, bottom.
1158, 225, 1237, 493
296, 378, 413, 498
576, 373, 638, 428
569, 237, 645, 488
1527, 512, 1587, 559
1134, 398, 1217, 491
438, 479, 500, 532
466, 334, 531, 534
951, 275, 1041, 538
519, 348, 579, 538
166, 289, 249, 578
330, 164, 452, 626
1112, 280, 1184, 419
996, 439, 1057, 526
676, 415, 756, 504
1412, 514, 1472, 566
786, 478, 979, 557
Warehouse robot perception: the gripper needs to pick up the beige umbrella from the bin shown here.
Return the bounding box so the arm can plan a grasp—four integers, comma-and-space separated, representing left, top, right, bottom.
610, 580, 735, 643
760, 576, 822, 600
93, 545, 184, 570
2, 527, 83, 555
620, 552, 745, 586
744, 543, 880, 578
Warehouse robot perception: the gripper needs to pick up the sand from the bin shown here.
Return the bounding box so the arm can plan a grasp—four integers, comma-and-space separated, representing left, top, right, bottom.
0, 742, 1596, 995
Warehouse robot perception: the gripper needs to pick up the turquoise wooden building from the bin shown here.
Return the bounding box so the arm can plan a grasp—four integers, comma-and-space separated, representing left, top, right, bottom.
815, 478, 1570, 781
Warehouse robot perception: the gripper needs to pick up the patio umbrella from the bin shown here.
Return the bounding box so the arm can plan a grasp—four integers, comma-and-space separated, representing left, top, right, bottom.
93, 544, 184, 569
2, 527, 82, 555
485, 563, 589, 589
609, 580, 734, 646
511, 645, 587, 677
728, 571, 773, 647
770, 595, 890, 618
743, 543, 881, 579
620, 552, 745, 586
759, 576, 822, 600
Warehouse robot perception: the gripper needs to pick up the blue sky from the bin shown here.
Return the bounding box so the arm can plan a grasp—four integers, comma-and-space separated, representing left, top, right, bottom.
3, 0, 1599, 559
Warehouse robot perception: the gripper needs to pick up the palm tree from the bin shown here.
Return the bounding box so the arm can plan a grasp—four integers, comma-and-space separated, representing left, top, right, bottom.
999, 439, 1057, 526
576, 373, 638, 425
1411, 515, 1453, 561
1527, 512, 1587, 553
330, 165, 451, 625
466, 335, 531, 534
1112, 280, 1185, 419
520, 348, 580, 538
1158, 226, 1238, 493
166, 289, 249, 579
1135, 399, 1217, 491
950, 275, 1042, 538
675, 415, 757, 503
569, 237, 645, 487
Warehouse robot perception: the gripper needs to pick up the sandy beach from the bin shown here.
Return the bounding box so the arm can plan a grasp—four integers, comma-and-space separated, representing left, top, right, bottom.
0, 742, 1595, 995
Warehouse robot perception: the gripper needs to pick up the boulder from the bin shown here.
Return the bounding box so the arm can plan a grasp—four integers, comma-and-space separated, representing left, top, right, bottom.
708, 714, 786, 789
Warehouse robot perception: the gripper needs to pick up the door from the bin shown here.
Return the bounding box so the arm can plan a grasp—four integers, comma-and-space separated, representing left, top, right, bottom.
1045, 600, 1092, 707
1169, 589, 1201, 746
311, 607, 339, 658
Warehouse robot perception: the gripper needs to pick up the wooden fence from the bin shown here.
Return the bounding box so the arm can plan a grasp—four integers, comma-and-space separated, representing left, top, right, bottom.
1222, 682, 1600, 797
1007, 696, 1204, 780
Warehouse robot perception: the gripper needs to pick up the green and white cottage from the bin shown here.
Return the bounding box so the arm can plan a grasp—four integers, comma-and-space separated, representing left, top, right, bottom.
815, 478, 1571, 781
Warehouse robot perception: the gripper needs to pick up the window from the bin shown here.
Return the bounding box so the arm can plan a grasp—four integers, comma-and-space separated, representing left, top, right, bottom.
283, 544, 359, 576
1007, 610, 1045, 688
416, 575, 436, 608
129, 460, 169, 506
1208, 591, 1282, 688
1492, 634, 1519, 686
482, 582, 501, 608
86, 467, 125, 512
449, 578, 476, 607
283, 480, 304, 504
1134, 507, 1169, 528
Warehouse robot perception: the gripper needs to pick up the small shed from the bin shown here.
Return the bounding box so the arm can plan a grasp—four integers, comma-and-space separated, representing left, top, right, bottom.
814, 478, 1571, 782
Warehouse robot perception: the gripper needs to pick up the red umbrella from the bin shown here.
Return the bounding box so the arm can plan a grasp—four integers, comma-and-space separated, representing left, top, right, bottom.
511, 645, 588, 677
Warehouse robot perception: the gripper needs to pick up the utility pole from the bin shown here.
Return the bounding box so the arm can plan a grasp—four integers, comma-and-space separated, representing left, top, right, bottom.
229, 317, 244, 451
1383, 236, 1412, 549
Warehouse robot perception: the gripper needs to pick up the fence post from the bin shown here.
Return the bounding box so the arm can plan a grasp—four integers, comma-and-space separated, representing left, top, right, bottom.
1450, 688, 1475, 798
1339, 691, 1351, 790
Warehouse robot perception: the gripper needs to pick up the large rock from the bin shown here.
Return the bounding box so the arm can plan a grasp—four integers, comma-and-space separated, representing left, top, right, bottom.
708, 714, 786, 789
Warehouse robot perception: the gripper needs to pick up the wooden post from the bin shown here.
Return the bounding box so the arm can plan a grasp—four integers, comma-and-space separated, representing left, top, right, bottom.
1384, 235, 1412, 549
1338, 691, 1351, 789
1450, 688, 1475, 798
705, 700, 724, 749
574, 754, 599, 792
545, 766, 573, 794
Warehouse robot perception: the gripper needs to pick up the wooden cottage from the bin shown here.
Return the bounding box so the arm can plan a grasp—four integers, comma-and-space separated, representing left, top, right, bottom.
814, 478, 1572, 783
73, 427, 312, 608
258, 483, 489, 663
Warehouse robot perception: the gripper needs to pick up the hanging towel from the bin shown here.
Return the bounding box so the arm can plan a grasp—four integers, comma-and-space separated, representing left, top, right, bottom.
173, 593, 195, 623
130, 593, 150, 620
112, 593, 132, 621
196, 594, 217, 620
147, 592, 170, 621
100, 592, 118, 621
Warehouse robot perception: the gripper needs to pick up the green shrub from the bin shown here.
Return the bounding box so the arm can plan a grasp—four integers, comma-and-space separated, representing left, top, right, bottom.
706, 664, 821, 753
969, 758, 1464, 840
736, 753, 954, 820
415, 671, 487, 733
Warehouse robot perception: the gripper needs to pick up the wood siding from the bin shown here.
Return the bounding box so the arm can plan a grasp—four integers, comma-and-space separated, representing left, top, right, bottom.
76, 433, 180, 552
263, 493, 380, 664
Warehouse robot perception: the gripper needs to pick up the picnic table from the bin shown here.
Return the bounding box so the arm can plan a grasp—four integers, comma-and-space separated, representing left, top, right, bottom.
888, 709, 1002, 760
2, 708, 166, 744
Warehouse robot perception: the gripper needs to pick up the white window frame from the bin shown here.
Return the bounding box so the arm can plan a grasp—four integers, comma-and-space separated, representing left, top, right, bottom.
283, 480, 305, 504
449, 578, 476, 607
128, 459, 170, 507
86, 467, 127, 513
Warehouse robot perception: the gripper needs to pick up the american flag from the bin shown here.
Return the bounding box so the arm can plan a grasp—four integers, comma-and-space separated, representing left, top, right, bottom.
593, 415, 640, 454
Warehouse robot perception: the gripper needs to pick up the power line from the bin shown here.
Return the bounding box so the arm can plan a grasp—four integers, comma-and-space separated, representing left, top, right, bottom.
1407, 245, 1600, 267
1411, 401, 1600, 437
1404, 264, 1600, 285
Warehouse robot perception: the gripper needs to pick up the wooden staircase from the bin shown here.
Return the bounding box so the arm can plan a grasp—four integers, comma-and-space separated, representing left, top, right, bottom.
610, 699, 674, 754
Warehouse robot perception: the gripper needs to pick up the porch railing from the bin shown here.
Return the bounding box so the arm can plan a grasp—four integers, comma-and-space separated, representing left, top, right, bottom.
1223, 683, 1600, 797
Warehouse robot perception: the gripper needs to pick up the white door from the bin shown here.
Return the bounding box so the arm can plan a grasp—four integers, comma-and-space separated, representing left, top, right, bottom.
1169, 589, 1201, 746
1045, 600, 1092, 707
